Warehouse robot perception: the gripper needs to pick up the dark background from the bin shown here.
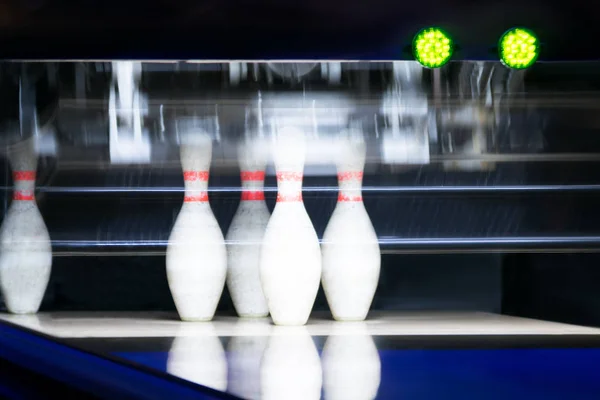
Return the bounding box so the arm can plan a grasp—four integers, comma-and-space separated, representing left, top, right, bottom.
0, 0, 598, 60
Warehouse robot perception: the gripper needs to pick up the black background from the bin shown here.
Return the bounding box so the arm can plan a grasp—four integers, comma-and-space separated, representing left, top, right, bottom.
0, 0, 597, 61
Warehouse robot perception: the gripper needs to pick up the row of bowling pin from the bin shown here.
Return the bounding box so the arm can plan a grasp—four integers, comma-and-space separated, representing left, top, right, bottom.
168, 322, 381, 400
167, 128, 381, 325
0, 129, 380, 325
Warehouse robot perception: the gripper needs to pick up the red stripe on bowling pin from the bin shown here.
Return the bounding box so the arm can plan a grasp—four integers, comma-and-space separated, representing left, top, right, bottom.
337, 171, 363, 202
184, 192, 209, 202
13, 171, 36, 181
13, 191, 35, 201
240, 171, 265, 201
183, 171, 209, 202
12, 171, 36, 201
241, 171, 265, 181
276, 172, 303, 202
183, 171, 209, 181
241, 191, 265, 201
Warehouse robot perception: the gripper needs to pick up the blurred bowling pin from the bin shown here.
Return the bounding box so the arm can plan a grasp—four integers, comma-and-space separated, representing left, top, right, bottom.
321, 134, 380, 321
259, 127, 321, 326
167, 323, 227, 391
261, 326, 322, 400
166, 131, 227, 321
226, 140, 270, 318
226, 318, 271, 400
321, 323, 381, 400
0, 138, 52, 314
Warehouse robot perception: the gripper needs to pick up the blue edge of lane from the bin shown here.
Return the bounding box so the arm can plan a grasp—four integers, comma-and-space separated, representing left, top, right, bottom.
0, 320, 238, 400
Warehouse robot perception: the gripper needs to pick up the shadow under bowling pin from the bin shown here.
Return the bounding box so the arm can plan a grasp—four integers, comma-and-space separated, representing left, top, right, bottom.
166, 323, 228, 391
322, 133, 381, 321
261, 326, 322, 400
259, 127, 322, 326
226, 139, 270, 318
0, 137, 52, 314
322, 322, 381, 400
166, 131, 227, 321
226, 318, 271, 400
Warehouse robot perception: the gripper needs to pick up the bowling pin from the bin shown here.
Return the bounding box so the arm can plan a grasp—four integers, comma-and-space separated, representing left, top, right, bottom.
321, 134, 381, 321
226, 140, 270, 318
322, 323, 381, 400
261, 326, 322, 400
259, 127, 321, 326
167, 323, 228, 391
166, 131, 227, 321
0, 138, 52, 314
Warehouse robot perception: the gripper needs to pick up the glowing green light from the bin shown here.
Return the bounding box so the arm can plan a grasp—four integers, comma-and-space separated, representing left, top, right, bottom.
499, 28, 539, 69
412, 27, 454, 68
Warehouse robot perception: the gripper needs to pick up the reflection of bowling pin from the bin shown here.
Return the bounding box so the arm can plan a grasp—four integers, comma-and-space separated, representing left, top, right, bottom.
261, 326, 322, 400
226, 140, 270, 318
0, 138, 52, 314
322, 135, 380, 321
227, 319, 271, 400
166, 132, 227, 321
259, 127, 322, 326
322, 323, 381, 400
167, 324, 227, 391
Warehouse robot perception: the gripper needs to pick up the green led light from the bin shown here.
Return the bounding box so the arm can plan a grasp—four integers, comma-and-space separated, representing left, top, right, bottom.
412, 27, 454, 68
499, 27, 539, 69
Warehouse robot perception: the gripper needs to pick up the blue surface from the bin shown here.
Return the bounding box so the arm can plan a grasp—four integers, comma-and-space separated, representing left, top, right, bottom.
377, 348, 600, 400
114, 348, 600, 400
0, 321, 232, 400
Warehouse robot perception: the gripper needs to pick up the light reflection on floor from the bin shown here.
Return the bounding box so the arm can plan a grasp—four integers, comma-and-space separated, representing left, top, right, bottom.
111, 338, 600, 400
3, 312, 600, 399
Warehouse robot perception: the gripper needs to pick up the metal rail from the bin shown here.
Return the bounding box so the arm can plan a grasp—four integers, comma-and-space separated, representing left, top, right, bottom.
45, 236, 600, 256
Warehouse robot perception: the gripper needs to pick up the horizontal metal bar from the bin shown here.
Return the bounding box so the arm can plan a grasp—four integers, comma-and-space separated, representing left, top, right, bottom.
378, 236, 600, 246
48, 236, 600, 247
46, 236, 600, 256
6, 184, 600, 194
429, 153, 600, 162
379, 236, 600, 254
51, 248, 600, 257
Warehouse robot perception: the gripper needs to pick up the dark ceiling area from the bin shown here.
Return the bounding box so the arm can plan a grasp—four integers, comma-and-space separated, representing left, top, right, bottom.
0, 0, 596, 60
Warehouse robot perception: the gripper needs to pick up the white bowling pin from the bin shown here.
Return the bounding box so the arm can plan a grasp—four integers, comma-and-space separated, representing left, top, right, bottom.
322, 323, 381, 400
261, 326, 322, 400
0, 138, 52, 314
167, 323, 228, 391
226, 140, 270, 318
321, 135, 381, 321
259, 127, 322, 326
166, 131, 227, 321
226, 318, 271, 400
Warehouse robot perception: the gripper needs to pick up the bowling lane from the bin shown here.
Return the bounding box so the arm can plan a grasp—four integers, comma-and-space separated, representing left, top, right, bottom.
2, 311, 600, 400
